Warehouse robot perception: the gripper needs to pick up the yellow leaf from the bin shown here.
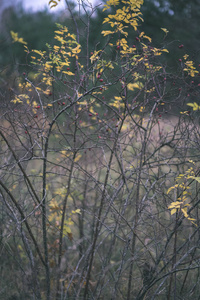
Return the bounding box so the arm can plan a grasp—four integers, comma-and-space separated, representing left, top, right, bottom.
127, 82, 143, 91
54, 31, 63, 35
188, 217, 196, 221
140, 106, 145, 112
114, 96, 122, 101
161, 28, 169, 34
167, 186, 175, 194
74, 154, 81, 162
49, 0, 60, 8
72, 209, 81, 214
101, 30, 114, 36
103, 0, 120, 11
168, 202, 180, 209
171, 208, 177, 215
33, 50, 42, 55
181, 207, 188, 218
143, 35, 152, 42
62, 71, 75, 76
183, 54, 189, 60
162, 49, 169, 53
62, 225, 72, 237
139, 31, 144, 38
188, 176, 200, 183
10, 31, 27, 45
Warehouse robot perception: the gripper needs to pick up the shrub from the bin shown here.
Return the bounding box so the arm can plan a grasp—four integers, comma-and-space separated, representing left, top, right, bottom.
0, 0, 200, 299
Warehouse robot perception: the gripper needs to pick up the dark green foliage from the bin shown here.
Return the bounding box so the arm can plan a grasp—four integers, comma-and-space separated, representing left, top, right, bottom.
141, 0, 200, 66
0, 5, 57, 74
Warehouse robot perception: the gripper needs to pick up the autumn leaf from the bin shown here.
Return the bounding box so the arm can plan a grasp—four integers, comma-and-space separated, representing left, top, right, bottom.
171, 208, 177, 215
188, 176, 200, 183
49, 0, 60, 9
161, 28, 169, 34
10, 31, 27, 45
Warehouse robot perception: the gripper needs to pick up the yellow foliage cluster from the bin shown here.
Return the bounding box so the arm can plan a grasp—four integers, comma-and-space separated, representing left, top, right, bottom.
48, 194, 81, 238
10, 23, 82, 105
103, 0, 144, 34
9, 0, 200, 241
31, 24, 81, 76
187, 102, 200, 111
10, 31, 27, 45
183, 54, 198, 77
167, 164, 198, 225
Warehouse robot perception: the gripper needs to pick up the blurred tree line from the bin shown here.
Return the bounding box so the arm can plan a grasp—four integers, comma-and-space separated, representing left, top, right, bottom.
0, 0, 199, 94
142, 0, 200, 67
0, 0, 199, 74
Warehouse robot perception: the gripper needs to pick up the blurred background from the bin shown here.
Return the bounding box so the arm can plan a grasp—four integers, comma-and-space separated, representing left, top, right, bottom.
0, 0, 200, 78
